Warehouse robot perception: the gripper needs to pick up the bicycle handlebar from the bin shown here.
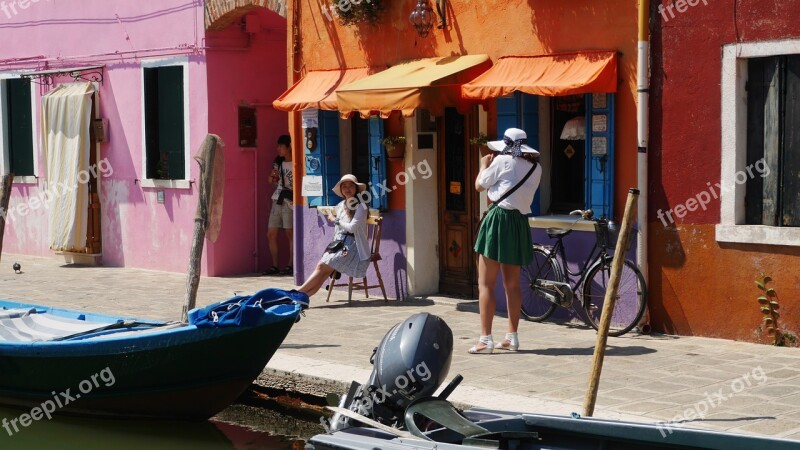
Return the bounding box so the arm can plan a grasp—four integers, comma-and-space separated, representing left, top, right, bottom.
569, 209, 594, 220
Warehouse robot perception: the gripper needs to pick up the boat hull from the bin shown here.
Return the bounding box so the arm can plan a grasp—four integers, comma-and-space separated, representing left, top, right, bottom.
0, 297, 303, 420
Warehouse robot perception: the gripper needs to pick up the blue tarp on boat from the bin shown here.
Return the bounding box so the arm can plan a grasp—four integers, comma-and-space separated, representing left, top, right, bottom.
188, 288, 309, 328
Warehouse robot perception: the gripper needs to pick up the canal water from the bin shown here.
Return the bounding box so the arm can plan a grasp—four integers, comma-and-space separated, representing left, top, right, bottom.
0, 393, 326, 449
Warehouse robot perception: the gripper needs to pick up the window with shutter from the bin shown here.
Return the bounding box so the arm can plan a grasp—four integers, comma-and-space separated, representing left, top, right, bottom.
4, 78, 34, 177
143, 65, 186, 180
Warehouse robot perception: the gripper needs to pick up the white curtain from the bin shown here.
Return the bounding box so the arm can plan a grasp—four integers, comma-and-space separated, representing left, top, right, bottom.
41, 82, 95, 252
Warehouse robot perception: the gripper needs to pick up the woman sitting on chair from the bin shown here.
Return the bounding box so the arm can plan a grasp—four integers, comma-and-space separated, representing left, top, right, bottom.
298, 174, 371, 296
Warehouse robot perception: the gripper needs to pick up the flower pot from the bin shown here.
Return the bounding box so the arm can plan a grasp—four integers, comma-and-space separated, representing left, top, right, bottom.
385, 144, 405, 159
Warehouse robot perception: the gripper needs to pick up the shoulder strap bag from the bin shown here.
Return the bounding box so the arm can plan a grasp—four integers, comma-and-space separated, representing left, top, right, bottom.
475, 161, 538, 238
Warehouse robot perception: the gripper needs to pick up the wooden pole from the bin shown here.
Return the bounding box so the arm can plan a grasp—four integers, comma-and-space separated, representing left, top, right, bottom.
583, 188, 640, 417
0, 173, 14, 265
181, 135, 221, 323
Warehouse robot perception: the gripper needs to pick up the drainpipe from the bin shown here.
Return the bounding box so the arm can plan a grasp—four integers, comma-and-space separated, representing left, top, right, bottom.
637, 0, 652, 334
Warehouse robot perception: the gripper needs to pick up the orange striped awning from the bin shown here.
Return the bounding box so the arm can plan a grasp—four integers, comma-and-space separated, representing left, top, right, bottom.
273, 68, 374, 112
462, 51, 618, 99
336, 55, 492, 118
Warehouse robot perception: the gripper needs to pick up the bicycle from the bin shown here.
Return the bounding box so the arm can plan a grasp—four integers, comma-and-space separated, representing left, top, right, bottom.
520, 209, 647, 337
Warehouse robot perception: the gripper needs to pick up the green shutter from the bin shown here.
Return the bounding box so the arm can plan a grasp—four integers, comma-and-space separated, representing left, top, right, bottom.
782, 56, 800, 226
6, 78, 34, 177
585, 93, 615, 219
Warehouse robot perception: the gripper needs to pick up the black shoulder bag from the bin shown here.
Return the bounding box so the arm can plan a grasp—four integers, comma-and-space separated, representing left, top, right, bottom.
475, 161, 538, 237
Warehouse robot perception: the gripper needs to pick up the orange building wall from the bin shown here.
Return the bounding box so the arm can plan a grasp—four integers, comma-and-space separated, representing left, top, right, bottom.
290, 0, 639, 219
650, 225, 800, 343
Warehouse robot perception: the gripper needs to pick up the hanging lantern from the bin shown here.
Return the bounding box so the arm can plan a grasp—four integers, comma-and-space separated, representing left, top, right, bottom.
409, 0, 434, 38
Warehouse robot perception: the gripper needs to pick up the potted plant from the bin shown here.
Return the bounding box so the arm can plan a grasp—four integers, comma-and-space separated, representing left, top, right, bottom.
469, 132, 490, 148
336, 0, 385, 26
381, 135, 407, 159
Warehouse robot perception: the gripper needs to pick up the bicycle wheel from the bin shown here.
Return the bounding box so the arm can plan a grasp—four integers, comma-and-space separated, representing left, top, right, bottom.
520, 246, 562, 322
582, 258, 647, 337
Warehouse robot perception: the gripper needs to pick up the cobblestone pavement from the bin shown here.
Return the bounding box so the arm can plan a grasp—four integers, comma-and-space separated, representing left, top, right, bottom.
2, 253, 800, 442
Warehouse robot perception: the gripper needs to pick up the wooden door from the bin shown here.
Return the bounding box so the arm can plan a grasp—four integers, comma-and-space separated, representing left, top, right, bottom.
85, 94, 102, 254
438, 108, 479, 297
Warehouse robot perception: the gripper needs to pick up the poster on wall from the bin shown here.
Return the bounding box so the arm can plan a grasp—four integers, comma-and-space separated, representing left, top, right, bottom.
302, 175, 323, 196
302, 109, 319, 129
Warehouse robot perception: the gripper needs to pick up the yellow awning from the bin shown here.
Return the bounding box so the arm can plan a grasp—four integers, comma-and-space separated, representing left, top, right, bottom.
336, 55, 492, 118
273, 68, 374, 112
462, 51, 618, 99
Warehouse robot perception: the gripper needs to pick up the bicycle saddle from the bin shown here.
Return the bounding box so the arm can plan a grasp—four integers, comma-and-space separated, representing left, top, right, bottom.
546, 227, 572, 239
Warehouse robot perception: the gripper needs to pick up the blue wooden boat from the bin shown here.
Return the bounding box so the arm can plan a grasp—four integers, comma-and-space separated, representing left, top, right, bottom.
0, 288, 308, 420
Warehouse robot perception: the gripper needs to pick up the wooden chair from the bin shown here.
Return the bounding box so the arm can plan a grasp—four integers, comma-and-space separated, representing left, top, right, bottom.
326, 213, 388, 305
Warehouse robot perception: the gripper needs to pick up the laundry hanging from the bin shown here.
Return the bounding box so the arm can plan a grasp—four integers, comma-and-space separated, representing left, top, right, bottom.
40, 82, 95, 253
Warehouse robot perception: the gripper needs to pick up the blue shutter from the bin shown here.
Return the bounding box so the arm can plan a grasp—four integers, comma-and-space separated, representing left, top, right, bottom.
367, 117, 387, 210
496, 93, 541, 215
585, 93, 615, 219
521, 93, 541, 216
306, 110, 340, 207
496, 94, 519, 136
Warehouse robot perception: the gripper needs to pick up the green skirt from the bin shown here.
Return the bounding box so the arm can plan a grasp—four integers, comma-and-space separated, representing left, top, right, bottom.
474, 206, 533, 266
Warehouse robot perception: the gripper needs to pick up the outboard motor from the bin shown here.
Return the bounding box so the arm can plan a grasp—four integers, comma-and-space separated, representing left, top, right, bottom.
331, 312, 453, 431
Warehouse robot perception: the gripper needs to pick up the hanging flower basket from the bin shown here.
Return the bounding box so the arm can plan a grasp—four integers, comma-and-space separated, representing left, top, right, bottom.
382, 135, 406, 159
335, 0, 385, 26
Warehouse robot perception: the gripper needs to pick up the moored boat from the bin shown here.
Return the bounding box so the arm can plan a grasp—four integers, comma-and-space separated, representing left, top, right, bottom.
0, 288, 308, 420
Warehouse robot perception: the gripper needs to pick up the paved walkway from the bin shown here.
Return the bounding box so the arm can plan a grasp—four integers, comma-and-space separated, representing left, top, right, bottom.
2, 253, 800, 443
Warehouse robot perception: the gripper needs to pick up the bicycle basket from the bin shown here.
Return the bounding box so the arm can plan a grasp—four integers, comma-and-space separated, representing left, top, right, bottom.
594, 219, 633, 252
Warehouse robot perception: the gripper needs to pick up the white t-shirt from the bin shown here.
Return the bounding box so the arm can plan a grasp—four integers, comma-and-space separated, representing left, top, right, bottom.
271, 161, 294, 202
477, 154, 541, 215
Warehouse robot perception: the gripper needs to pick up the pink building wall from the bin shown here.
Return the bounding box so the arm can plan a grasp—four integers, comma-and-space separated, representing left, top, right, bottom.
205, 8, 288, 276
0, 1, 287, 276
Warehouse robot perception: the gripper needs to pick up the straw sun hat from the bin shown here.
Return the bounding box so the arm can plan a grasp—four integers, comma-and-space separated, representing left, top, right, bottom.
332, 174, 367, 197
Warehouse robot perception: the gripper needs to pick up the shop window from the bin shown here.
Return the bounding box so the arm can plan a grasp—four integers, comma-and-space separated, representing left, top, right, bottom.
745, 55, 800, 227
305, 110, 387, 209
497, 92, 615, 219
143, 64, 186, 180
2, 78, 34, 177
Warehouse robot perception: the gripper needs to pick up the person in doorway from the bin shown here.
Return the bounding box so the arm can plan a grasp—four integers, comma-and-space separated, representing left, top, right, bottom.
264, 134, 294, 276
469, 128, 542, 354
297, 174, 371, 296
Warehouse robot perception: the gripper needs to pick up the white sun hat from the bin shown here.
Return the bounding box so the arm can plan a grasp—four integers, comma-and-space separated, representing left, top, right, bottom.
486, 128, 540, 155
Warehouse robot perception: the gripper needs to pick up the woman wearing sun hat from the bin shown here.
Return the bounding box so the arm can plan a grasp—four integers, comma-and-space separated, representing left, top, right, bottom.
298, 174, 371, 296
469, 128, 542, 354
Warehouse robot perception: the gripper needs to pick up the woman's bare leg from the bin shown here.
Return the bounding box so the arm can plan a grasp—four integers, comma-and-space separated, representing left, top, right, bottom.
475, 255, 500, 350
500, 263, 522, 334
298, 261, 335, 296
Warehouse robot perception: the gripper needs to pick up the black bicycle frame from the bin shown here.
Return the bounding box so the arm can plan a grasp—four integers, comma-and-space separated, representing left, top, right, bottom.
539, 234, 610, 306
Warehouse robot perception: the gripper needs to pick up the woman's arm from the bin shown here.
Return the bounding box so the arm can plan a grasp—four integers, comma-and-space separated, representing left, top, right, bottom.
475, 153, 495, 192
337, 203, 367, 233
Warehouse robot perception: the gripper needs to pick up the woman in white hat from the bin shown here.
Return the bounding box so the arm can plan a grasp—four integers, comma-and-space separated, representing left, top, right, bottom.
298, 174, 372, 296
469, 128, 542, 354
